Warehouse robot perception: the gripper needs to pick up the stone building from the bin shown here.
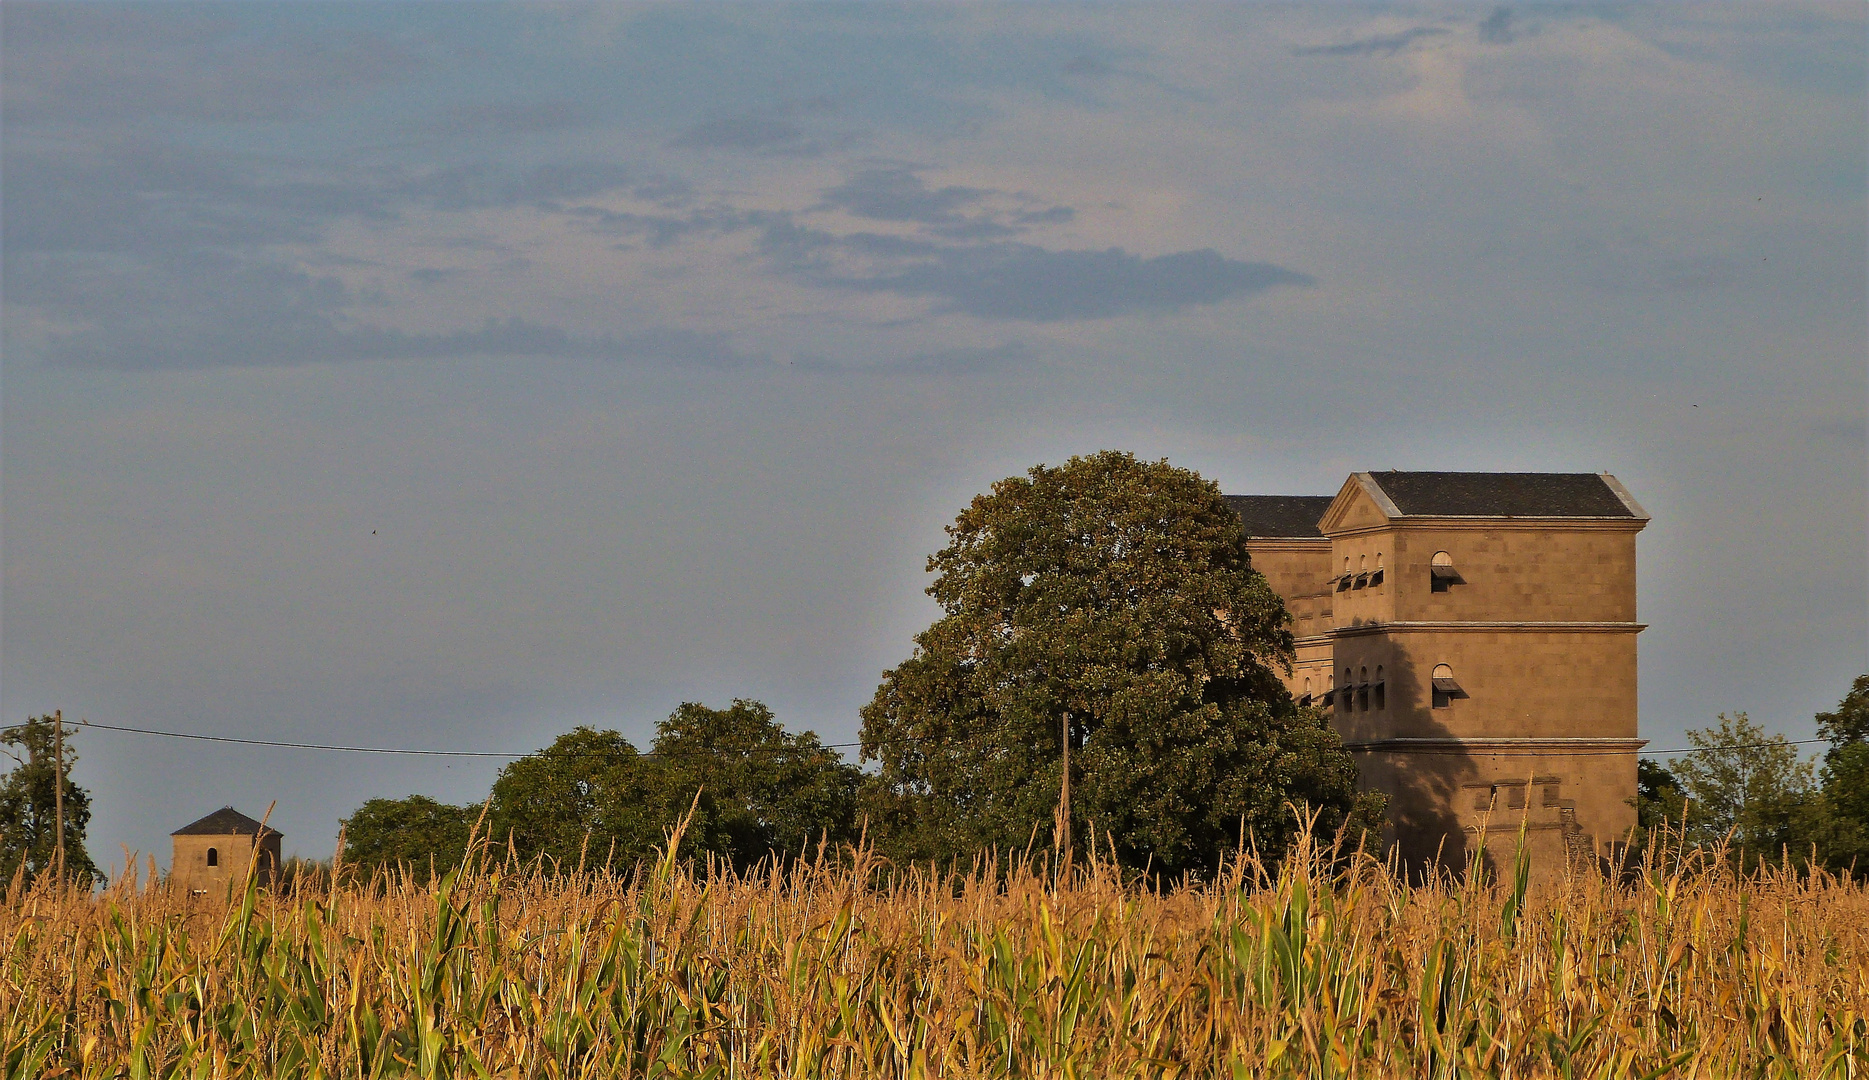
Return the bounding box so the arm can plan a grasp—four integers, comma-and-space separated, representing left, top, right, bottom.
1229, 472, 1648, 876
170, 807, 281, 896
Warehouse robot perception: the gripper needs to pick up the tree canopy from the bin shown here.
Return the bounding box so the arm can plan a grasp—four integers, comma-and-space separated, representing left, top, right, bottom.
1669, 711, 1815, 861
859, 450, 1379, 876
0, 714, 99, 889
488, 726, 708, 873
337, 701, 859, 878
340, 795, 475, 885
653, 700, 861, 868
1813, 674, 1869, 872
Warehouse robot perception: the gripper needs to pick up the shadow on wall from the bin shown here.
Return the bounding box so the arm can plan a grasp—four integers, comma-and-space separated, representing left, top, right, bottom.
1350, 648, 1482, 885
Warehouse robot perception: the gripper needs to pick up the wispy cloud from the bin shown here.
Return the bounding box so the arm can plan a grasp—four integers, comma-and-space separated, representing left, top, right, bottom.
1294, 26, 1450, 58
812, 242, 1314, 321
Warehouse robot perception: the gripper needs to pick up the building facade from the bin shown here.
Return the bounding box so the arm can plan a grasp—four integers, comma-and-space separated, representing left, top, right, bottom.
170, 807, 282, 896
1230, 472, 1648, 876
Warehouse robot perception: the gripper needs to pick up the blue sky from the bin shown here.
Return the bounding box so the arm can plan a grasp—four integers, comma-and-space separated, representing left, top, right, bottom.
3, 3, 1864, 869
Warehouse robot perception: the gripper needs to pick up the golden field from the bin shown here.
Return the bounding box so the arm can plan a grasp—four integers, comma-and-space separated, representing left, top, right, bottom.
5, 828, 1867, 1079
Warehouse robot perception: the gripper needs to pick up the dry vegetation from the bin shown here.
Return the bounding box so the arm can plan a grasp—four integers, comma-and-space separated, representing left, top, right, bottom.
5, 824, 1868, 1079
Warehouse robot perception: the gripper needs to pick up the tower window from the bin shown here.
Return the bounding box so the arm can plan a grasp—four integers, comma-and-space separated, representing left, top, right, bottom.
1431, 663, 1464, 708
1430, 551, 1463, 592
1374, 665, 1386, 710
206, 847, 218, 867
1371, 553, 1384, 587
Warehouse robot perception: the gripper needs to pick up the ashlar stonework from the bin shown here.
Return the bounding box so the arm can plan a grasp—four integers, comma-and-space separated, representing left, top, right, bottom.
1229, 471, 1647, 878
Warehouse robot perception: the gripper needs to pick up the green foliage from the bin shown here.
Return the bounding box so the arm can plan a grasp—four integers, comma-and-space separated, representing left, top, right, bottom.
1813, 674, 1869, 874
488, 726, 714, 872
0, 714, 99, 889
1635, 758, 1686, 832
859, 450, 1375, 876
653, 699, 862, 868
340, 795, 475, 884
1670, 711, 1816, 864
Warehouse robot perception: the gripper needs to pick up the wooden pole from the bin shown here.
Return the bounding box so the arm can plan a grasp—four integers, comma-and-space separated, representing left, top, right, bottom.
1059, 710, 1071, 865
52, 710, 65, 887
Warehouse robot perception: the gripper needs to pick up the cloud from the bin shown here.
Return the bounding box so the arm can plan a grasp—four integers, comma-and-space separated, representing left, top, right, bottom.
11, 249, 760, 371
437, 100, 595, 137
1477, 8, 1516, 45
2, 4, 417, 124
674, 112, 807, 151
1294, 26, 1451, 58
895, 342, 1035, 373
1813, 415, 1867, 444
796, 341, 1036, 374
816, 243, 1314, 321
402, 161, 637, 211
816, 166, 1074, 239
670, 99, 854, 156
821, 167, 990, 223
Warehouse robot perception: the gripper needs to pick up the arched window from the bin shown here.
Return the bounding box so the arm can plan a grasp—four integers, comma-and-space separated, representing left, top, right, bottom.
1341, 668, 1354, 710
1431, 550, 1461, 592
1357, 666, 1370, 710
1354, 554, 1369, 589
1371, 553, 1384, 587
1431, 663, 1463, 708
1374, 665, 1386, 710
206, 847, 218, 867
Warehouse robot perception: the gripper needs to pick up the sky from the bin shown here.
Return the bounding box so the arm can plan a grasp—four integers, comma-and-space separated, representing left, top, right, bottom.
3, 3, 1864, 871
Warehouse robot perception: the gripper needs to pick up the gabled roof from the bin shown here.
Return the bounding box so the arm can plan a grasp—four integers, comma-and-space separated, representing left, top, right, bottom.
1361, 472, 1645, 519
172, 807, 278, 837
1225, 495, 1336, 538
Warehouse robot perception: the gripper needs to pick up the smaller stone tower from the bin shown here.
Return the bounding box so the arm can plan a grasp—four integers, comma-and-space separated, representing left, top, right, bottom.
170, 807, 281, 897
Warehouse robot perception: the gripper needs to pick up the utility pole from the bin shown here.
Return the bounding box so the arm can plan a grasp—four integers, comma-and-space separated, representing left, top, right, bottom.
1059, 709, 1071, 865
52, 710, 65, 888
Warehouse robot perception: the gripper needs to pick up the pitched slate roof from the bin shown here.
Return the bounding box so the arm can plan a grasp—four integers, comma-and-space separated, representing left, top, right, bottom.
1225, 495, 1336, 538
1364, 472, 1641, 518
172, 807, 277, 837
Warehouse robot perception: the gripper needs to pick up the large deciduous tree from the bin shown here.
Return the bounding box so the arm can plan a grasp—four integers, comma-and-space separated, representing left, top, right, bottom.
0, 714, 99, 889
1671, 711, 1816, 864
1813, 675, 1869, 873
859, 451, 1379, 876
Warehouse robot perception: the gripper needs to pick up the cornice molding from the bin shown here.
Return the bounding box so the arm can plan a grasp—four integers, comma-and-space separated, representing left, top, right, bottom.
1245, 537, 1331, 552
1322, 517, 1648, 539
1330, 620, 1645, 638
1344, 737, 1648, 755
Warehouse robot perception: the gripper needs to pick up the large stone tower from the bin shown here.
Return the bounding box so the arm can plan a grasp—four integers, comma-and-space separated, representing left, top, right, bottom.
1232, 472, 1648, 876
170, 807, 281, 897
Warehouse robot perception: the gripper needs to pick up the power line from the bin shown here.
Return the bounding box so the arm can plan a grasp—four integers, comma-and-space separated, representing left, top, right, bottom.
0, 719, 866, 760
0, 717, 1835, 761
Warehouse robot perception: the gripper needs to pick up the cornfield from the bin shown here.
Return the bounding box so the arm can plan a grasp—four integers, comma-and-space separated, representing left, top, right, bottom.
5, 824, 1867, 1078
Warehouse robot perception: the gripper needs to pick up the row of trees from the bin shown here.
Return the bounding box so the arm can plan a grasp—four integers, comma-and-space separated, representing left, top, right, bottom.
342, 700, 861, 880
1636, 675, 1869, 873
348, 454, 1377, 881
7, 453, 1860, 886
